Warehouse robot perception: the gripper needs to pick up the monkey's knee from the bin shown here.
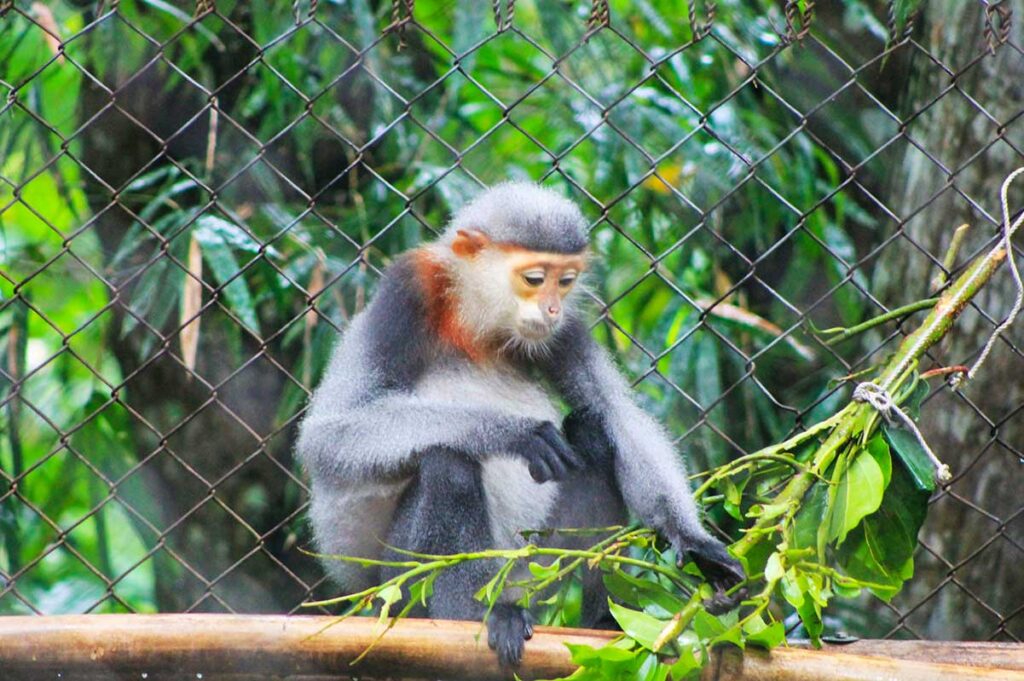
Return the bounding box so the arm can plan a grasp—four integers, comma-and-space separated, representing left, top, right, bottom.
416, 447, 484, 503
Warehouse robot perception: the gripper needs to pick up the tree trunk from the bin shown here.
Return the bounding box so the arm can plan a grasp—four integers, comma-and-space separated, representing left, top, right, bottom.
876, 1, 1024, 641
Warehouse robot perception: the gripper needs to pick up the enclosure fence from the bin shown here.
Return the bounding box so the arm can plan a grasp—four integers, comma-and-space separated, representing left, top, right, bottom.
1, 0, 1023, 645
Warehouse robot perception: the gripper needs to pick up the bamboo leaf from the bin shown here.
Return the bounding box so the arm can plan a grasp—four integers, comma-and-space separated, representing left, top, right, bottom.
179, 235, 202, 373
194, 216, 261, 334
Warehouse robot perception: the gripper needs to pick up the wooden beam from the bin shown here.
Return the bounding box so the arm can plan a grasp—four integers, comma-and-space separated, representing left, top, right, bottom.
710, 646, 1024, 681
0, 614, 614, 680
1, 615, 1023, 680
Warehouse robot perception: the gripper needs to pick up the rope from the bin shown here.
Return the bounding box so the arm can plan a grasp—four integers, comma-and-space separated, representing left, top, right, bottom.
686, 0, 716, 39
982, 0, 1012, 54
950, 166, 1024, 388
195, 0, 214, 17
493, 0, 515, 32
293, 0, 317, 23
853, 382, 952, 483
783, 0, 814, 43
389, 0, 415, 51
586, 0, 610, 31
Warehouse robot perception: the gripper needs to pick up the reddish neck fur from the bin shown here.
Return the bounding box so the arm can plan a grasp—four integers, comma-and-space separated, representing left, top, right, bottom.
412, 249, 487, 363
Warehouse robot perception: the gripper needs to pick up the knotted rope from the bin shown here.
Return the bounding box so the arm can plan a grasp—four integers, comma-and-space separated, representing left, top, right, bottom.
853, 382, 952, 484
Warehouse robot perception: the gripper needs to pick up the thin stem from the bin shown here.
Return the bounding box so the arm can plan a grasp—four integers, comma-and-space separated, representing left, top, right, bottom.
822, 298, 938, 346
693, 453, 821, 499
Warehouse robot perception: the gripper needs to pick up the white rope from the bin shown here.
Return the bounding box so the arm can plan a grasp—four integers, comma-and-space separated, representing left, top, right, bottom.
853, 382, 952, 484
950, 166, 1024, 388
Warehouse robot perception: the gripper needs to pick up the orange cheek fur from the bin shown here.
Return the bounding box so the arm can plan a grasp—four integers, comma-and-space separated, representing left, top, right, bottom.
413, 244, 586, 361
413, 250, 487, 363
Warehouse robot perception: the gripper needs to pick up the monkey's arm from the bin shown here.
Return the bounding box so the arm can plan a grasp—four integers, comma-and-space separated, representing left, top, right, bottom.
296, 392, 577, 483
542, 318, 744, 599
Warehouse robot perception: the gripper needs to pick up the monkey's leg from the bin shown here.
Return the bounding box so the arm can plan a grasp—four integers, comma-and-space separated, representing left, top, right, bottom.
546, 470, 627, 628
381, 447, 533, 667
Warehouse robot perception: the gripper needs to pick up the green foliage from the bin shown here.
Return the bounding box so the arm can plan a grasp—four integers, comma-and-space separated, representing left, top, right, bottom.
0, 0, 912, 635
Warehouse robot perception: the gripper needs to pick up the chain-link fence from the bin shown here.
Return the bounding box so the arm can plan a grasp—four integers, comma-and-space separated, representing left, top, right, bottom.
1, 0, 1022, 644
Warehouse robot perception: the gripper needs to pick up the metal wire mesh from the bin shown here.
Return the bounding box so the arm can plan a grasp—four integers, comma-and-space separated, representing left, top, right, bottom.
1, 0, 1023, 643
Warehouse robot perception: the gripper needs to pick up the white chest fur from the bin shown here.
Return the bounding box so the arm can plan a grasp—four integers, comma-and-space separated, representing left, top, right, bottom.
415, 365, 562, 546
414, 364, 560, 421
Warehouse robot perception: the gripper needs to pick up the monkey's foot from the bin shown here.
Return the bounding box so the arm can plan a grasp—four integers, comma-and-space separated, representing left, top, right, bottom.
487, 603, 534, 668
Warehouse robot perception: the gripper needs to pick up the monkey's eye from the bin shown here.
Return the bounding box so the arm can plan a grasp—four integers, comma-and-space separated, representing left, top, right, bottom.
559, 273, 578, 288
522, 272, 545, 287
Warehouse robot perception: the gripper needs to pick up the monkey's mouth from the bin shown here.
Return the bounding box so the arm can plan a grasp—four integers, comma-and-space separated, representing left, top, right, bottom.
516, 320, 556, 341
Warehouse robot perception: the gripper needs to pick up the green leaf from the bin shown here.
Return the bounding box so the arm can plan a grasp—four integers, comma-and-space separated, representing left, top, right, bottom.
603, 570, 686, 616
691, 609, 725, 640
527, 560, 561, 579
883, 424, 937, 492
565, 640, 648, 678
722, 476, 743, 520
828, 439, 891, 545
791, 481, 829, 560
743, 617, 786, 649
669, 645, 701, 680
376, 583, 402, 623
780, 571, 823, 645
795, 596, 824, 645
900, 379, 930, 420
638, 650, 670, 681
836, 463, 929, 600
608, 601, 668, 651
566, 642, 637, 664
866, 435, 893, 488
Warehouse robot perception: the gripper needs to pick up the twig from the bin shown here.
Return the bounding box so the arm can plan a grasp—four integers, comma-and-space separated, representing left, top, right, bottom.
931, 223, 970, 292
818, 298, 938, 346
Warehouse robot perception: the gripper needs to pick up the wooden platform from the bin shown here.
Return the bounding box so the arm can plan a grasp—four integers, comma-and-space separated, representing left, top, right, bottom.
1, 614, 1022, 680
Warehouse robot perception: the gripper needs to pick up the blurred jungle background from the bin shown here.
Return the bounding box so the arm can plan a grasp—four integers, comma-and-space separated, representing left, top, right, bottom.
2, 0, 1023, 643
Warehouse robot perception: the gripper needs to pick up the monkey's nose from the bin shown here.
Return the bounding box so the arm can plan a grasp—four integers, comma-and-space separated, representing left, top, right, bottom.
546, 304, 560, 318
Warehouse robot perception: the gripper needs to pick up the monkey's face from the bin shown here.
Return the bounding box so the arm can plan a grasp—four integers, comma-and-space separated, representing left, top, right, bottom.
450, 229, 586, 345
506, 250, 584, 340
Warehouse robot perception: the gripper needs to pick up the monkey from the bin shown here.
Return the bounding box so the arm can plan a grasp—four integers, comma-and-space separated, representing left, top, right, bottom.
296, 181, 745, 668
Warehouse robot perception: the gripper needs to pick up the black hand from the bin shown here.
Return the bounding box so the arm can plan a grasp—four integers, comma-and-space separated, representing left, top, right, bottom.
487, 603, 534, 668
672, 532, 747, 615
562, 407, 615, 470
509, 421, 585, 483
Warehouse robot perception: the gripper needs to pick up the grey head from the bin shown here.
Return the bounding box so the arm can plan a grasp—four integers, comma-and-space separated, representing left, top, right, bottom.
444, 181, 589, 254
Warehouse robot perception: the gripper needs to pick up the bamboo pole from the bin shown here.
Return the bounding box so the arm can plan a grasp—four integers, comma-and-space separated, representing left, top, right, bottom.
1, 615, 1023, 680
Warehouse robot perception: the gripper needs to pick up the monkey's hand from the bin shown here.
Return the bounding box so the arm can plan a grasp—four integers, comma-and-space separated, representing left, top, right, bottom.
487, 603, 534, 668
561, 407, 615, 469
507, 421, 585, 483
669, 531, 747, 615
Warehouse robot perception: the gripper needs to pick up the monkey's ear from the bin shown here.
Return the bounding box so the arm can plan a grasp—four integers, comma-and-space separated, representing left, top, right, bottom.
451, 229, 491, 258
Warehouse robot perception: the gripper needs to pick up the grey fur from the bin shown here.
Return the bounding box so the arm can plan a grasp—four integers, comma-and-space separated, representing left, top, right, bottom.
443, 182, 589, 254
296, 183, 742, 664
